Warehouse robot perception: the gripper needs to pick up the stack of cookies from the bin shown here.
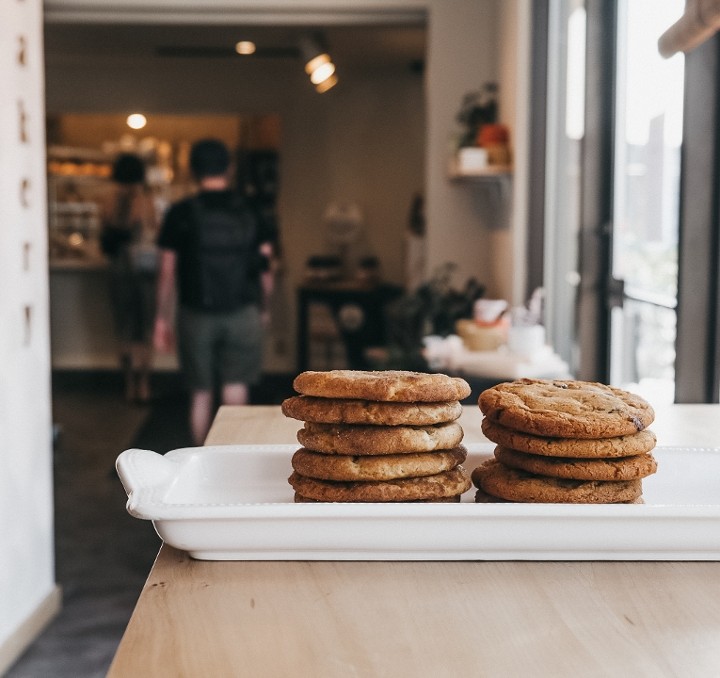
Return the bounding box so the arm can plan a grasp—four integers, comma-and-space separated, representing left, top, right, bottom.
472, 378, 658, 503
282, 370, 473, 502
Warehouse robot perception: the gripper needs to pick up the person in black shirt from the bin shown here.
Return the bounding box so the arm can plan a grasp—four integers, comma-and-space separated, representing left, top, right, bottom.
154, 139, 275, 444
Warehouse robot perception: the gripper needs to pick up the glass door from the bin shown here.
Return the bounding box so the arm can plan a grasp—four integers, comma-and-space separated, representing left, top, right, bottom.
609, 0, 685, 402
544, 0, 586, 374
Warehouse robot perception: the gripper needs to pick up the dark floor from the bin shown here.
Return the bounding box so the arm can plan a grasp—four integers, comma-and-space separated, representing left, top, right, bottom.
6, 371, 294, 678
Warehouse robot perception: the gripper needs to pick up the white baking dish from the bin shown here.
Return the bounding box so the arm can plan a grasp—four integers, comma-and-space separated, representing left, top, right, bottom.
116, 444, 720, 561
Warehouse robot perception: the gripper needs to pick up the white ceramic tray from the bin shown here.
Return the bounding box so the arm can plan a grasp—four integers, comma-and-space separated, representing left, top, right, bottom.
116, 444, 720, 561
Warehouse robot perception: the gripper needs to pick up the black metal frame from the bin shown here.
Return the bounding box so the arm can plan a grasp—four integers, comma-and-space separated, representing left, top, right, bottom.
527, 2, 720, 399
575, 0, 616, 382
526, 0, 550, 300
675, 34, 720, 402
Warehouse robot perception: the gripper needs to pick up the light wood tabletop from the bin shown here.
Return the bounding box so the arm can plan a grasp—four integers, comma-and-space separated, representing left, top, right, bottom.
108, 403, 720, 678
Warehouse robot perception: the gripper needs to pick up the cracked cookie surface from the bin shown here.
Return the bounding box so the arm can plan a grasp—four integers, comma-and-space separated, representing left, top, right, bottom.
282, 396, 462, 426
293, 370, 471, 402
291, 445, 467, 481
297, 421, 464, 455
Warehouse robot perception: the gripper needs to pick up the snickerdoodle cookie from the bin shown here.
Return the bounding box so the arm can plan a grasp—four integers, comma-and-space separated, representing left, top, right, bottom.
297, 421, 464, 455
291, 446, 467, 481
293, 370, 471, 403
288, 467, 471, 502
282, 396, 462, 426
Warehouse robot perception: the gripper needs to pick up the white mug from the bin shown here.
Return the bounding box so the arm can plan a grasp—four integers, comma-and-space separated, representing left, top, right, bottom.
507, 325, 545, 358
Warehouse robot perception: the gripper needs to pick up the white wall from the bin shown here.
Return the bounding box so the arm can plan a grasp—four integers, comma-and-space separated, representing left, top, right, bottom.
501, 0, 532, 306
0, 1, 60, 673
425, 0, 502, 295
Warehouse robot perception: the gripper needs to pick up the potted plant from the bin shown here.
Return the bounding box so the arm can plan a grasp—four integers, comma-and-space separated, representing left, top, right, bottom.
456, 82, 499, 149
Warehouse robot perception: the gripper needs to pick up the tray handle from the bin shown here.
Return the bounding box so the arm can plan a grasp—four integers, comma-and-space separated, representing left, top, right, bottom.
116, 448, 177, 511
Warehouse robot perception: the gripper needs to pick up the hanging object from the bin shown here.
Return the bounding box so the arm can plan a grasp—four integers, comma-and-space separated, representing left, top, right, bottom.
298, 33, 339, 93
658, 0, 720, 58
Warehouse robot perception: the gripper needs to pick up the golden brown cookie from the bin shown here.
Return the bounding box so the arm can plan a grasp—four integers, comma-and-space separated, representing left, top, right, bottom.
493, 445, 657, 481
288, 467, 471, 502
472, 459, 642, 503
292, 446, 467, 481
473, 486, 644, 504
282, 396, 463, 426
481, 418, 657, 458
297, 421, 464, 455
479, 379, 655, 439
293, 370, 471, 402
474, 486, 512, 503
294, 493, 463, 503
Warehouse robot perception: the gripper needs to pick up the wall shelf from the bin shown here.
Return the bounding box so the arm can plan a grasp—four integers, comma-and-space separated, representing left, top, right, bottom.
447, 161, 513, 207
448, 164, 513, 181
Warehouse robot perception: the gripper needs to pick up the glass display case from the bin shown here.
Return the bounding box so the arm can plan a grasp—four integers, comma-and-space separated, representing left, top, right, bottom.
47, 145, 114, 265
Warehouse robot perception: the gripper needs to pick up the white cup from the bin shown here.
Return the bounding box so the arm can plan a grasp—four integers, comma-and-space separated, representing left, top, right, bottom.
422, 335, 446, 369
507, 325, 545, 359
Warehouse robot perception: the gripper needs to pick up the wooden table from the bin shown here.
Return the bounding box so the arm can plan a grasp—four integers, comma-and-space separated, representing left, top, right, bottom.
108, 404, 720, 677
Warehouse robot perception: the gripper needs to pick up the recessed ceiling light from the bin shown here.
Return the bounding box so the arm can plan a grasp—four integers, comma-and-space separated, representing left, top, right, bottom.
235, 41, 256, 55
126, 113, 147, 130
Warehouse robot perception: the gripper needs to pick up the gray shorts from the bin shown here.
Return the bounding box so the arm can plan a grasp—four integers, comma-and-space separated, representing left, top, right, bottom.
177, 305, 262, 391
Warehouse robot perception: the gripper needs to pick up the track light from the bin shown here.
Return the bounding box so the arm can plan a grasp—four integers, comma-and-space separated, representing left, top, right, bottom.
315, 74, 338, 94
310, 60, 335, 85
298, 33, 338, 93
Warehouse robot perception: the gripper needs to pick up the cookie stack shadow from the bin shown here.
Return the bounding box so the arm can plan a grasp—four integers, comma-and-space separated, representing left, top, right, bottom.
472, 379, 658, 504
282, 370, 473, 502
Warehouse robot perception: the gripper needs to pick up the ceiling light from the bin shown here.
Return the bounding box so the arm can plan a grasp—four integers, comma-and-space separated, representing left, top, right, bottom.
315, 74, 338, 94
304, 52, 331, 75
299, 32, 339, 93
235, 41, 256, 55
310, 61, 335, 85
126, 113, 147, 130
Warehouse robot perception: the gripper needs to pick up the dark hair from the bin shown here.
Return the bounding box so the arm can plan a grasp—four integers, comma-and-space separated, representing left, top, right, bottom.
190, 139, 231, 179
112, 153, 145, 185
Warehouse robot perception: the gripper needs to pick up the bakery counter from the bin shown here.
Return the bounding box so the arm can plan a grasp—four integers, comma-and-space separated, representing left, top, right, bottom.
49, 256, 108, 272
108, 403, 720, 677
49, 259, 118, 368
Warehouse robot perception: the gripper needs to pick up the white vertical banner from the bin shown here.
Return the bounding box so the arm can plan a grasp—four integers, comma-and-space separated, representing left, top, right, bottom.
0, 0, 57, 667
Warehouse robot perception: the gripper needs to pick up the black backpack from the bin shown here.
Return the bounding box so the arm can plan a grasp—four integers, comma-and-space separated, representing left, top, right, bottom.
187, 196, 261, 311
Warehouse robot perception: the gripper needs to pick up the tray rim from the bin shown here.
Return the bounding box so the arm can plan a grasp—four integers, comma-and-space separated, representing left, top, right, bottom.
117, 443, 720, 517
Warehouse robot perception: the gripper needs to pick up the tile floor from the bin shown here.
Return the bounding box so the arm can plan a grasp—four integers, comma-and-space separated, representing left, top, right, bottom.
6, 371, 293, 677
